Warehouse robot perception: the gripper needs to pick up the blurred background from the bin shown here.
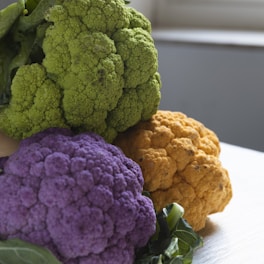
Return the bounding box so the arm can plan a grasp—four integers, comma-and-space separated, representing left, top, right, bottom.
1, 0, 264, 151
129, 0, 264, 151
0, 0, 11, 8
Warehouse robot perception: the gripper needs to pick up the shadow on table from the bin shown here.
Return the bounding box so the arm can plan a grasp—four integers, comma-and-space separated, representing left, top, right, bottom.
198, 217, 219, 237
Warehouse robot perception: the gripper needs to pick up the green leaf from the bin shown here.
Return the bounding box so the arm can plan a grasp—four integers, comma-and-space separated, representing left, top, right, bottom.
134, 203, 203, 264
0, 38, 17, 106
0, 0, 54, 106
0, 0, 25, 39
175, 218, 203, 250
25, 0, 42, 14
165, 203, 184, 231
0, 0, 25, 105
0, 238, 62, 264
17, 0, 55, 32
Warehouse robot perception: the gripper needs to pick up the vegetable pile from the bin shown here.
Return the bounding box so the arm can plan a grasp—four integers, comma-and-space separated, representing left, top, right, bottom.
0, 0, 232, 263
0, 0, 161, 142
0, 128, 202, 264
135, 203, 203, 264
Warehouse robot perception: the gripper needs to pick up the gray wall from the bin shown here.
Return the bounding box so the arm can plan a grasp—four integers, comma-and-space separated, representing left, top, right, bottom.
156, 41, 264, 151
0, 0, 11, 9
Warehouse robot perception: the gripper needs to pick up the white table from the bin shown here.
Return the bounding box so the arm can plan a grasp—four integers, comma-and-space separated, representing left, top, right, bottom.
193, 142, 264, 263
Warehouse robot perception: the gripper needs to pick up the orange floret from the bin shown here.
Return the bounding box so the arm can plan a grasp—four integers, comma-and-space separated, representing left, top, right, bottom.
114, 110, 232, 231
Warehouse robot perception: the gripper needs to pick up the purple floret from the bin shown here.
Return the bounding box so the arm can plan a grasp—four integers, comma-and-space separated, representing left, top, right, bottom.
0, 128, 156, 264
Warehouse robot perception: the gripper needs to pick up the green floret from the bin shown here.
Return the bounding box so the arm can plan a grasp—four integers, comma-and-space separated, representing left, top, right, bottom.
137, 73, 162, 120
113, 28, 158, 88
0, 64, 67, 139
108, 73, 161, 132
43, 29, 124, 133
127, 7, 151, 33
0, 0, 161, 142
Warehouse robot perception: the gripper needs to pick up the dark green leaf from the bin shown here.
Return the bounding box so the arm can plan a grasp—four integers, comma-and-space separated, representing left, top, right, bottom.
0, 38, 17, 106
135, 203, 203, 264
175, 218, 203, 250
0, 238, 62, 264
0, 0, 25, 39
0, 0, 54, 106
0, 0, 25, 105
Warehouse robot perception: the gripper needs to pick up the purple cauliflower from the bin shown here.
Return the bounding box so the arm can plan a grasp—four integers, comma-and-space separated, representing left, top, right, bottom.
0, 128, 156, 264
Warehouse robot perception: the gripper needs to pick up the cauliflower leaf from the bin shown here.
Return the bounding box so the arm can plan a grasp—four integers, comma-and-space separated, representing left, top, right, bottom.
0, 238, 61, 264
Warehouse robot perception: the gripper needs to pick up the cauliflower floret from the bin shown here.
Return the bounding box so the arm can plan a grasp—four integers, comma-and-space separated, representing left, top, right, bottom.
0, 0, 161, 143
0, 64, 67, 138
114, 110, 232, 231
0, 128, 156, 263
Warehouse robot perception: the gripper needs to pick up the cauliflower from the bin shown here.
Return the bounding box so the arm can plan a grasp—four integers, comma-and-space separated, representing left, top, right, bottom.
114, 110, 233, 231
0, 128, 156, 263
0, 0, 161, 142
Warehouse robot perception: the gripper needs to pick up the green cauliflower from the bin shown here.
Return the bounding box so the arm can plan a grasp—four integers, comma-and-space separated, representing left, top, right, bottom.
0, 0, 161, 142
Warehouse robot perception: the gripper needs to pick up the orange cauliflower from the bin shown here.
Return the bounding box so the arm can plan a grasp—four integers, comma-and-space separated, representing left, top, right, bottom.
114, 110, 232, 231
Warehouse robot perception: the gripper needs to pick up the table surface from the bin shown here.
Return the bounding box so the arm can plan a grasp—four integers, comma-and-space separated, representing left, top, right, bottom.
193, 142, 264, 264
